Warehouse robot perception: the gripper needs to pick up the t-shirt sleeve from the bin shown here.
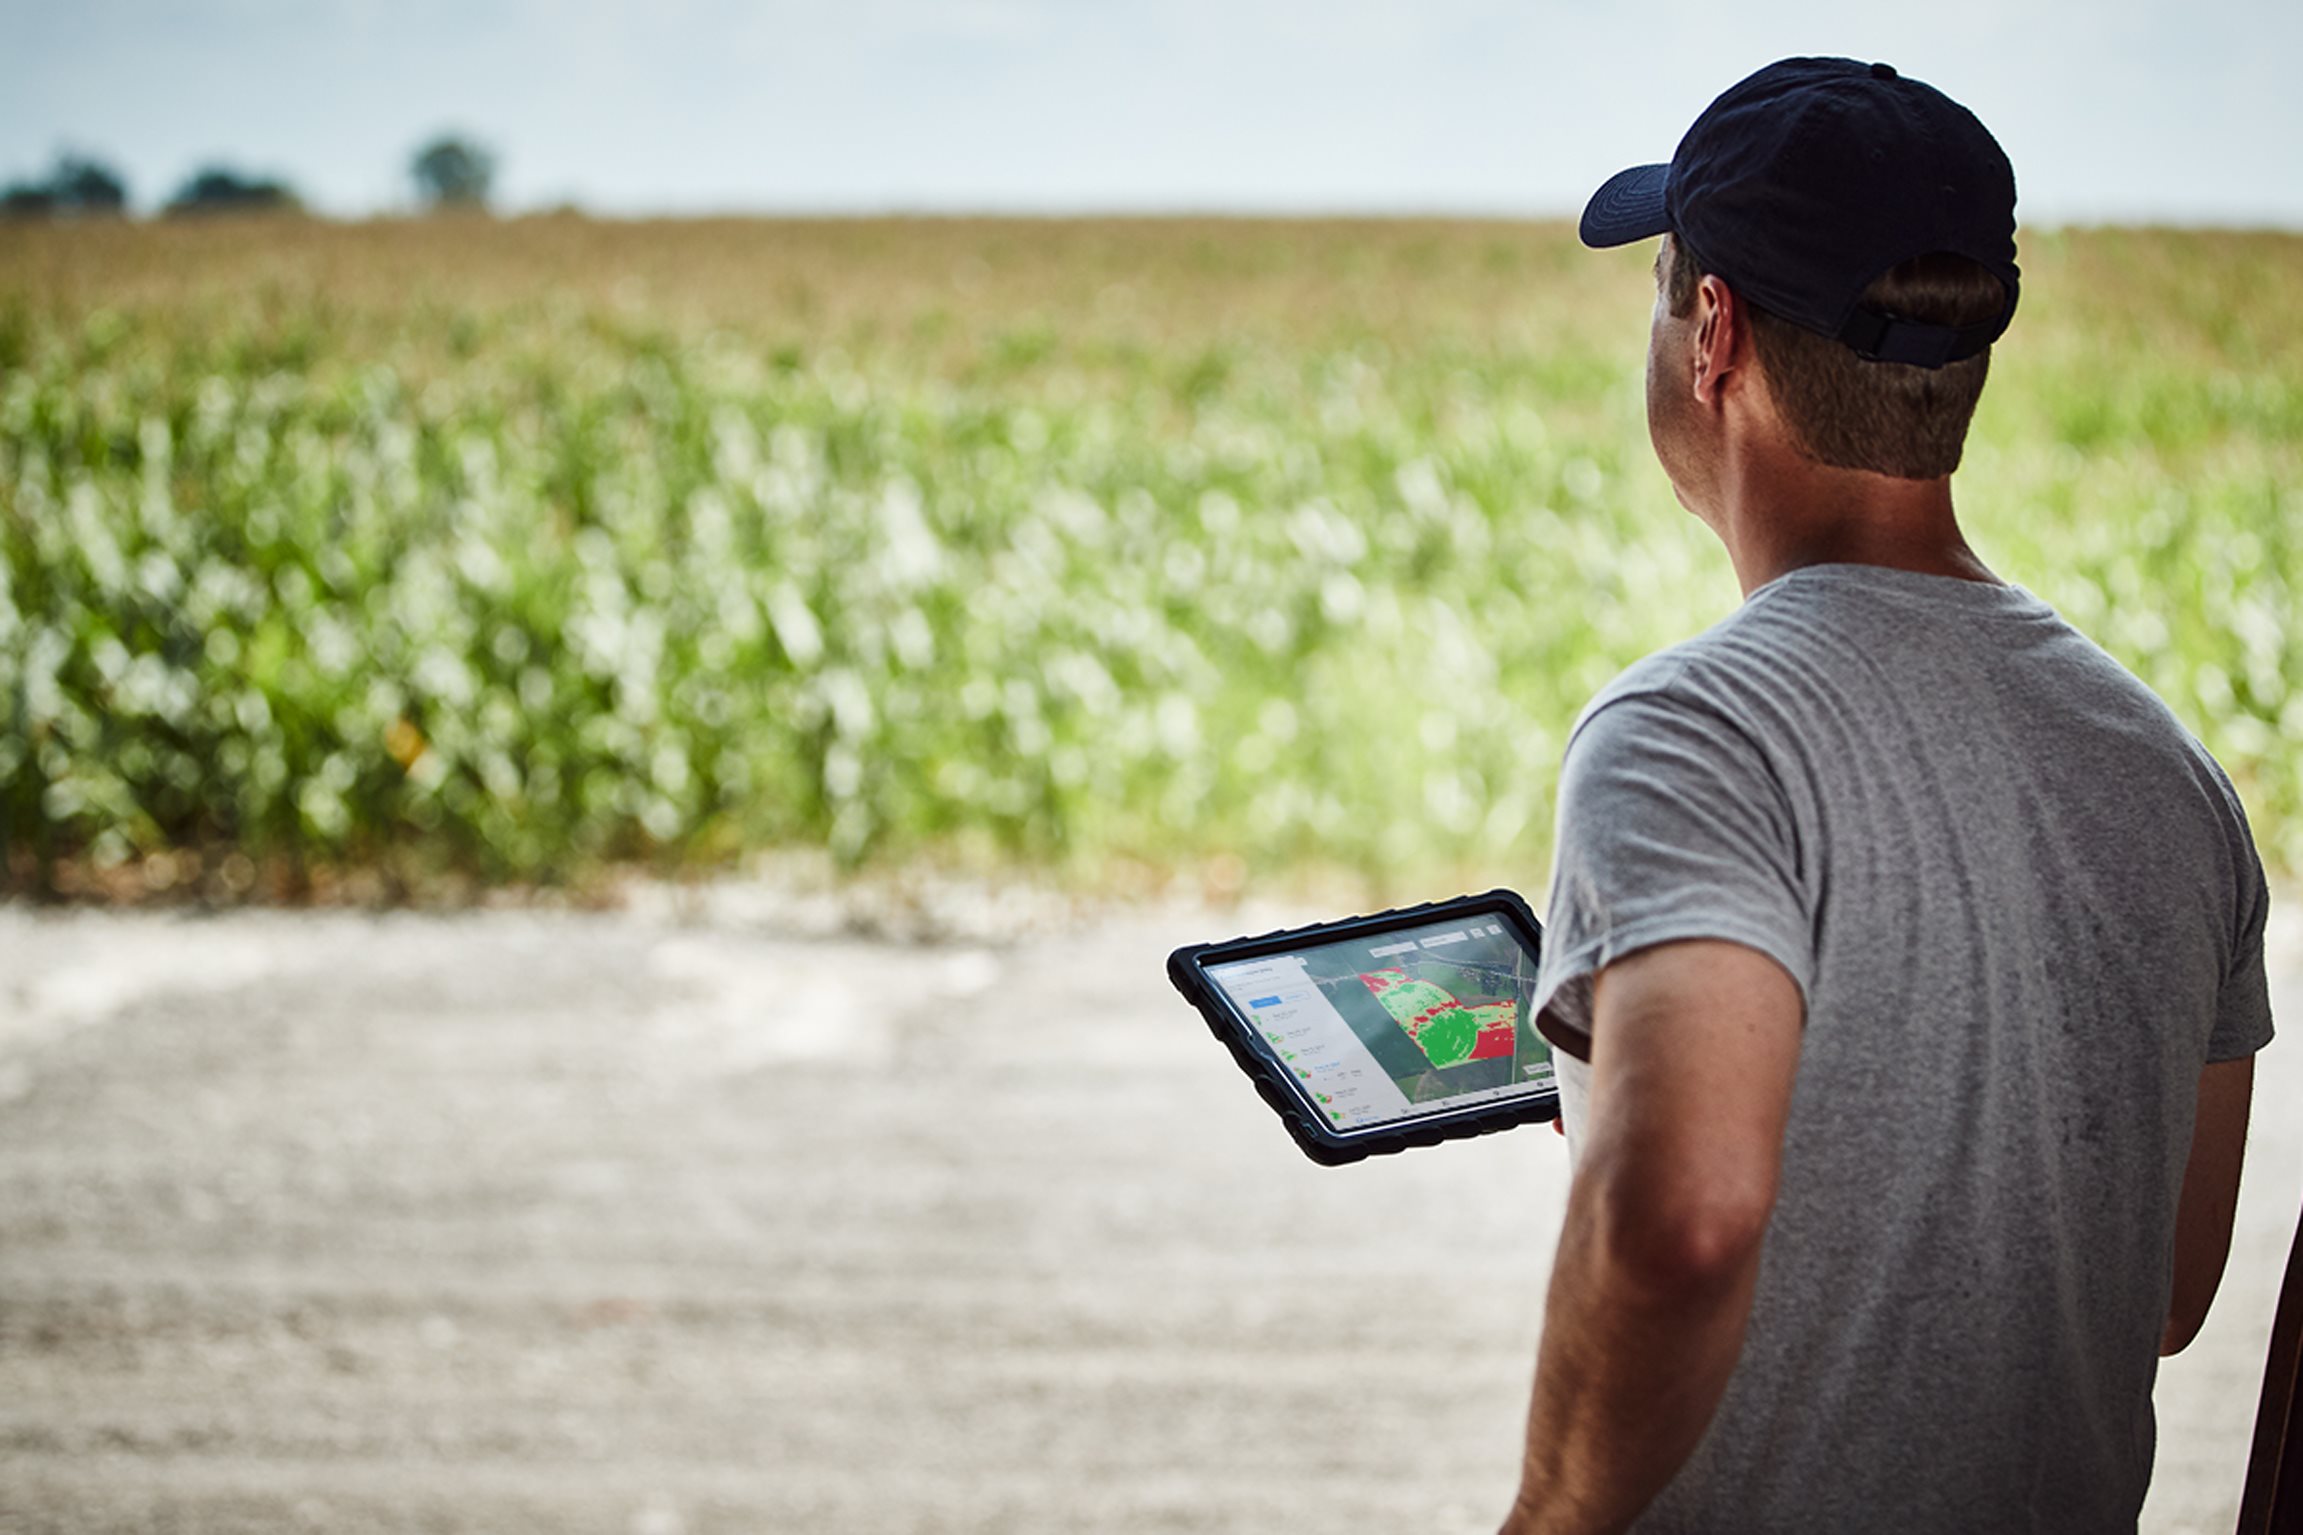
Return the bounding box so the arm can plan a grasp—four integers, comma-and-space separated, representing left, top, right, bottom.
2208, 842, 2274, 1063
1533, 685, 1815, 1054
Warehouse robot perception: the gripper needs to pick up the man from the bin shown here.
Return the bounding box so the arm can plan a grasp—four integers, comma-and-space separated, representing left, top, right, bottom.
1501, 58, 2271, 1534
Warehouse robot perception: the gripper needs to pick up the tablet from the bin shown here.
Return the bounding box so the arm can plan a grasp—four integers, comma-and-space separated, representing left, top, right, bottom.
1168, 889, 1557, 1165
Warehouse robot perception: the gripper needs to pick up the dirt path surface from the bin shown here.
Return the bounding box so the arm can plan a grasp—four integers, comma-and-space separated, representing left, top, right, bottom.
1, 894, 2295, 1534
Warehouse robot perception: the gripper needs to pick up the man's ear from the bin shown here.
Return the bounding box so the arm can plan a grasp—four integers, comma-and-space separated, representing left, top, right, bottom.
1690, 273, 1745, 409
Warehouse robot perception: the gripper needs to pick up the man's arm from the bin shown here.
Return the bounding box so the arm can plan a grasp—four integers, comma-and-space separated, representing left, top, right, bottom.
1501, 940, 1804, 1535
2162, 1054, 2255, 1355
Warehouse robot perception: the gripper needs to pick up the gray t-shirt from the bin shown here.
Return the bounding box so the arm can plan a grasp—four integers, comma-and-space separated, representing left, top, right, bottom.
1532, 563, 2273, 1534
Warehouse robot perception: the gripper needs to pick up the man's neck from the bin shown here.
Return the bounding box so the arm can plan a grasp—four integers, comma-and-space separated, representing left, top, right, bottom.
1704, 432, 1999, 597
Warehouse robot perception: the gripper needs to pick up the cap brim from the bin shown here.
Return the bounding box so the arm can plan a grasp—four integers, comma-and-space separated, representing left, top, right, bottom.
1579, 163, 1671, 248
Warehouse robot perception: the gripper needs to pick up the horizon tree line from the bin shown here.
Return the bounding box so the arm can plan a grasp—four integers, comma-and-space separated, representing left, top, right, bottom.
0, 134, 497, 218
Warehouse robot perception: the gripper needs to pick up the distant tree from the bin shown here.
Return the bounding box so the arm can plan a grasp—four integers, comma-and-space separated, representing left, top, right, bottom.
0, 151, 129, 218
165, 165, 299, 216
0, 183, 56, 218
51, 154, 127, 212
410, 134, 495, 211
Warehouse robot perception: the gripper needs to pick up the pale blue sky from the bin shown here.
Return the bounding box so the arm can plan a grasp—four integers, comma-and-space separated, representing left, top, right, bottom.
4, 0, 2299, 225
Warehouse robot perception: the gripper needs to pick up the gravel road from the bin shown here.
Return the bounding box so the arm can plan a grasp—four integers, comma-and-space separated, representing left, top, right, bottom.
0, 890, 2294, 1534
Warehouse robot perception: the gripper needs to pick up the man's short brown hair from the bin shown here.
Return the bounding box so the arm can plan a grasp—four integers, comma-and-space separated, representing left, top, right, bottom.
1663, 238, 2003, 480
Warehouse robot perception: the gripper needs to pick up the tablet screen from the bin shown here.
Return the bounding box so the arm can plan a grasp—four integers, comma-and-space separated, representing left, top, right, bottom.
1203, 912, 1555, 1134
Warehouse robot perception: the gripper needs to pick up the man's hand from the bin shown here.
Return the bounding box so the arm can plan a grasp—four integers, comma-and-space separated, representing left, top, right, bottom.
1501, 939, 1804, 1535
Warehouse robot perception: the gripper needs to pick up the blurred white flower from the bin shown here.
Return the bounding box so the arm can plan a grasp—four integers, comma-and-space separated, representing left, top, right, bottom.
765, 582, 824, 670
876, 477, 943, 590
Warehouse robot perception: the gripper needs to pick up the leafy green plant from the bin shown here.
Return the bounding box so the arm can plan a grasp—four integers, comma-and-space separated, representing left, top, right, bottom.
1, 219, 2296, 896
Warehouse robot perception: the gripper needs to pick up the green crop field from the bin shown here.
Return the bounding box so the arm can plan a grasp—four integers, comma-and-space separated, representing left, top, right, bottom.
1, 215, 2298, 901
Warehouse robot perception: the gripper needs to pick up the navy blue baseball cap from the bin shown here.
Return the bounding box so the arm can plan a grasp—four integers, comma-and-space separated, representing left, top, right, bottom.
1580, 57, 2020, 369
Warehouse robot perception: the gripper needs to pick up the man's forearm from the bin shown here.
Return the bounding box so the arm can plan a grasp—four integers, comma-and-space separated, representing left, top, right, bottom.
1502, 939, 1800, 1534
2162, 1054, 2253, 1354
1500, 1173, 1765, 1535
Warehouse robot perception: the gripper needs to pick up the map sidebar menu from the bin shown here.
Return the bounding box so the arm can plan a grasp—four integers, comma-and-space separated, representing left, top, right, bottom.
1206, 954, 1413, 1129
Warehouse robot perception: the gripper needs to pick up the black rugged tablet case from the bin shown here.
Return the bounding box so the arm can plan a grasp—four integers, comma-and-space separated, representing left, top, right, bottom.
1167, 887, 1557, 1166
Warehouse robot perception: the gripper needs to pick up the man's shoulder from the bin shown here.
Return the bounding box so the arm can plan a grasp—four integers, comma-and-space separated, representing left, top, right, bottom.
1565, 598, 1786, 750
1574, 649, 1698, 725
1577, 566, 2156, 742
